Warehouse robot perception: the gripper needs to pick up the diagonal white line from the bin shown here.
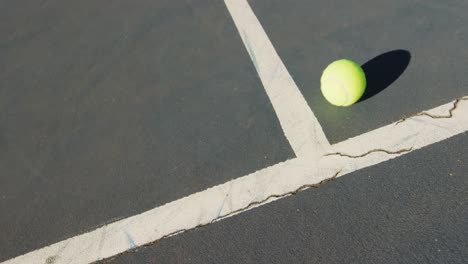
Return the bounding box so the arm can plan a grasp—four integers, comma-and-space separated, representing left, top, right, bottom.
3, 0, 467, 261
224, 0, 330, 158
328, 97, 468, 171
4, 98, 468, 264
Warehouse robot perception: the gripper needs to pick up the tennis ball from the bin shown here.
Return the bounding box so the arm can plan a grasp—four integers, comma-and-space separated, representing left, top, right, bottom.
320, 59, 366, 106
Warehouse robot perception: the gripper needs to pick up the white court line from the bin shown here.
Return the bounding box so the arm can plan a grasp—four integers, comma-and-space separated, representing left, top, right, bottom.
224, 0, 330, 158
3, 0, 468, 262
4, 99, 468, 264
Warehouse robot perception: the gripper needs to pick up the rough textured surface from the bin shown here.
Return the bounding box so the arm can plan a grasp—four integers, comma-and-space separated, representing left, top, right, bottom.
6, 97, 468, 264
2, 0, 468, 262
0, 0, 294, 260
250, 0, 468, 143
109, 132, 468, 264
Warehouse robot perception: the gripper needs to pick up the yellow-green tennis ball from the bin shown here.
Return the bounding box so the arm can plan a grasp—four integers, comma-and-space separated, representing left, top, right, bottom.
320, 59, 366, 106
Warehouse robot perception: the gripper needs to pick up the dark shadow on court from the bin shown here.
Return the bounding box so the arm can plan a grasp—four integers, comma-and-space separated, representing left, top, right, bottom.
359, 49, 411, 102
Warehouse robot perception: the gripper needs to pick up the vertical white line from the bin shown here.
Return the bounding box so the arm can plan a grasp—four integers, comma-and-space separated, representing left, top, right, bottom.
224, 0, 330, 158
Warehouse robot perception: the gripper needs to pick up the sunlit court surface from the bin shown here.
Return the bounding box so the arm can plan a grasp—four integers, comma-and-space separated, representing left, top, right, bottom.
1, 0, 468, 263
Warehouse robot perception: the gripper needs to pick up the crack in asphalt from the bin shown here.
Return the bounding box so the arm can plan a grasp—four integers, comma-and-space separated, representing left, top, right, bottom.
396, 96, 468, 125
93, 96, 468, 263
96, 170, 342, 263
96, 137, 422, 263
324, 147, 413, 158
324, 96, 468, 159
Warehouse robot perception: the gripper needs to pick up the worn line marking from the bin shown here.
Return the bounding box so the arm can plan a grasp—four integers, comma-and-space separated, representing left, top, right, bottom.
2, 0, 468, 261
225, 0, 330, 158
4, 98, 468, 264
396, 96, 468, 124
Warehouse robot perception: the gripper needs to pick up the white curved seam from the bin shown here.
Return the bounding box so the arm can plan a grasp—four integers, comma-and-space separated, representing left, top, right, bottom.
323, 77, 349, 106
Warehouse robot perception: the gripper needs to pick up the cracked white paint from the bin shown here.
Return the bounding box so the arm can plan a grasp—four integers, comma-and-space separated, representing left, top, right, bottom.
2, 0, 468, 263
4, 99, 468, 264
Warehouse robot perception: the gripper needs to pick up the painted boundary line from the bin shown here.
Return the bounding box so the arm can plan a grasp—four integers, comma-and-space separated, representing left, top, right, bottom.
4, 98, 468, 264
224, 0, 330, 158
2, 0, 468, 263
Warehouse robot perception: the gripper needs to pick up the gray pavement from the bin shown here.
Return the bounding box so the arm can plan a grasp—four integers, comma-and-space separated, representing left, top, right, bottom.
1, 0, 468, 263
108, 132, 468, 264
250, 0, 468, 143
0, 0, 293, 260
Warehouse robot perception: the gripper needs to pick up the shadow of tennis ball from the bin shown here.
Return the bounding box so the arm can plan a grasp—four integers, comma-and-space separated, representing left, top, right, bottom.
359, 49, 411, 102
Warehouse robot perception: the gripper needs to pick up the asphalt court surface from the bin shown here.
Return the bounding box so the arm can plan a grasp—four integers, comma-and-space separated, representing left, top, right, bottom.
109, 133, 468, 264
1, 0, 468, 263
0, 0, 294, 260
250, 0, 468, 143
